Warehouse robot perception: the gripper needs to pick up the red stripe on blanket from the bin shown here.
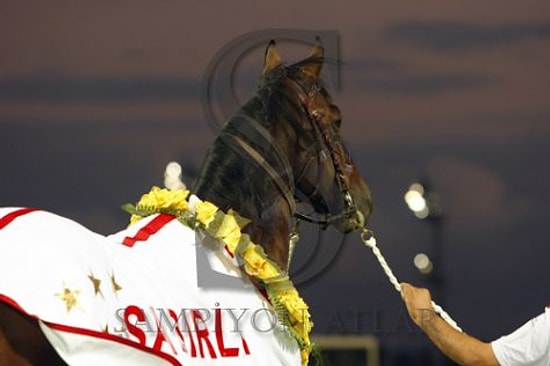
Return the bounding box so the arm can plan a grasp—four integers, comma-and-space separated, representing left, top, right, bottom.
0, 294, 180, 365
122, 214, 176, 247
0, 207, 39, 230
42, 321, 181, 366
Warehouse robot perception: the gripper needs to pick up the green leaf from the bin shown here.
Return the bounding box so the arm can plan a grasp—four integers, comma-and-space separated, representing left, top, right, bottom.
121, 203, 137, 214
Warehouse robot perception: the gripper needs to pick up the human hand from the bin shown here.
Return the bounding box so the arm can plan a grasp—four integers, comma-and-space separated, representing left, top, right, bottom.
401, 282, 437, 328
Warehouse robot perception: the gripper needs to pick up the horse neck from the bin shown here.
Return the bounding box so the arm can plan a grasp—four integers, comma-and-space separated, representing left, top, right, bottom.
193, 103, 294, 270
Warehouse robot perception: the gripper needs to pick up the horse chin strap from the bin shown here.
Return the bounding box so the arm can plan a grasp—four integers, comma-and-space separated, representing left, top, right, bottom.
294, 191, 361, 229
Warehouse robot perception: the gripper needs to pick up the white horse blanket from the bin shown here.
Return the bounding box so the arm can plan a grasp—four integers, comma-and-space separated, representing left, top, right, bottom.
0, 206, 300, 365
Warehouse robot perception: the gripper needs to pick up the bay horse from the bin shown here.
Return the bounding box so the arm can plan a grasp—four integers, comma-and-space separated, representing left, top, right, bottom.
194, 39, 372, 270
0, 40, 372, 365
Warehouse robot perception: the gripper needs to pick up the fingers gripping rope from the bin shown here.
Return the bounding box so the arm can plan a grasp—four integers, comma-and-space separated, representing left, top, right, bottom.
360, 229, 462, 332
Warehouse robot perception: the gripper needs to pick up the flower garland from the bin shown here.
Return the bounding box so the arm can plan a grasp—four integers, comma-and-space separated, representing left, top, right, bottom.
123, 186, 313, 365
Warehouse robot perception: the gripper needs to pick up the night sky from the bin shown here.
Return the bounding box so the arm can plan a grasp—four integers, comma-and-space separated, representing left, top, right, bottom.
1, 1, 550, 364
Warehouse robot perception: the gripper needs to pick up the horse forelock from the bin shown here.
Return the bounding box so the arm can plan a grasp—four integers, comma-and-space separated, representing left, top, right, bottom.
252, 61, 328, 134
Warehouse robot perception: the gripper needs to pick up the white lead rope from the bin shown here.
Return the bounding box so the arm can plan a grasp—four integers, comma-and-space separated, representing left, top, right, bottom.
360, 229, 462, 332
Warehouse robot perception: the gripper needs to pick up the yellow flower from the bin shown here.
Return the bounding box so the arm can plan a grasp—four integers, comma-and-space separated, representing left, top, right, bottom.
138, 186, 189, 211
241, 245, 264, 273
128, 187, 189, 225
242, 245, 281, 280
126, 187, 313, 366
212, 214, 243, 251
279, 288, 309, 323
301, 348, 312, 366
295, 315, 313, 341
259, 261, 283, 281
129, 214, 142, 226
227, 209, 251, 230
195, 200, 219, 226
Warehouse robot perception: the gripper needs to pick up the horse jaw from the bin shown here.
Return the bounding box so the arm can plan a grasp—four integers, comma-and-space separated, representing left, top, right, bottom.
244, 197, 291, 271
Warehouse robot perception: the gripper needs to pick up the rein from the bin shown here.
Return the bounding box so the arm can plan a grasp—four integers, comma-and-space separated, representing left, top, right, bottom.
220, 114, 296, 215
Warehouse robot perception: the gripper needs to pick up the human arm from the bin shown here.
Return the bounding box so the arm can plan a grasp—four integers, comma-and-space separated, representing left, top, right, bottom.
400, 283, 500, 366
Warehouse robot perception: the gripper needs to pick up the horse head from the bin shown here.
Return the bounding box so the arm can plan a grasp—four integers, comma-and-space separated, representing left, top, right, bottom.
194, 40, 373, 269
260, 40, 373, 233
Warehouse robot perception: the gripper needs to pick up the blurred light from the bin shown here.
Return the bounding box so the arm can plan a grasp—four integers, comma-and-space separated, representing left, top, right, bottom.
164, 161, 186, 190
404, 183, 429, 219
404, 190, 426, 212
414, 253, 433, 275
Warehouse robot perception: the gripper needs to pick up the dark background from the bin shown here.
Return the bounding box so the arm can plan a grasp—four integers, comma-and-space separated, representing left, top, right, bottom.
1, 1, 549, 364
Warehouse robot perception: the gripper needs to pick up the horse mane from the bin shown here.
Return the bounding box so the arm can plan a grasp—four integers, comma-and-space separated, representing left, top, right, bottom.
194, 56, 326, 211
192, 55, 327, 268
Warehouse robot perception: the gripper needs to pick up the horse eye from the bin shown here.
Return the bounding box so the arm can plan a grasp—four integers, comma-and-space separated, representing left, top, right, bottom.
330, 106, 342, 127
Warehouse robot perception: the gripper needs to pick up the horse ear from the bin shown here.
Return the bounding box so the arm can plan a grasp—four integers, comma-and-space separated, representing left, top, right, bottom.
302, 38, 324, 78
263, 40, 283, 75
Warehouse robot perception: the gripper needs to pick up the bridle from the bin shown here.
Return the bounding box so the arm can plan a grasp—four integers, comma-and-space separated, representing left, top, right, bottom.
220, 67, 360, 230
285, 74, 359, 228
